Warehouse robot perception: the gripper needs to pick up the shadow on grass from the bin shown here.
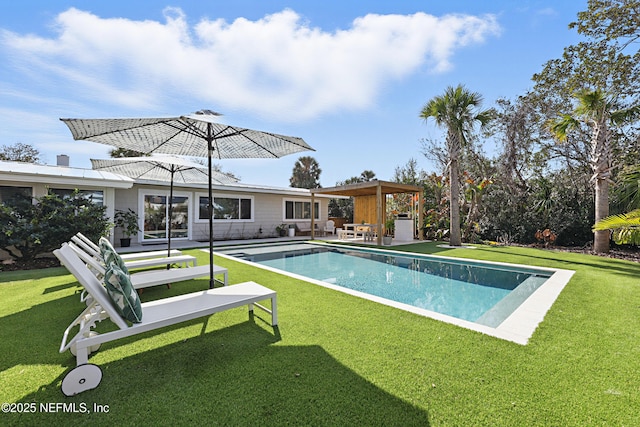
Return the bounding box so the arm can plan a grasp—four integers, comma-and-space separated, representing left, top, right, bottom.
0, 266, 69, 284
42, 277, 83, 294
2, 275, 429, 425
0, 276, 230, 375
10, 322, 430, 425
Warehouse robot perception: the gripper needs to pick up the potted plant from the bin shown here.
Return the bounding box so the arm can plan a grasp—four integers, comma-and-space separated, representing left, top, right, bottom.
383, 218, 395, 245
114, 208, 140, 247
276, 224, 288, 237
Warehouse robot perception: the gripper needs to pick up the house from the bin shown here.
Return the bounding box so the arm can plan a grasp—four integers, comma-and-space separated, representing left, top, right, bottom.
0, 158, 333, 247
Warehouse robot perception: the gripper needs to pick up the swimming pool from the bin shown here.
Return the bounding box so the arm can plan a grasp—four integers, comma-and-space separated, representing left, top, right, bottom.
215, 242, 574, 344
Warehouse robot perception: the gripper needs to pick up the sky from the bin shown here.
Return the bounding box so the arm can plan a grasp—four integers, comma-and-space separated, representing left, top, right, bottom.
0, 0, 585, 188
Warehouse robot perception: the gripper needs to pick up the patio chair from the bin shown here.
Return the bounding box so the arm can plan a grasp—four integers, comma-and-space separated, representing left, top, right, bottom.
66, 241, 228, 291
54, 243, 277, 396
74, 232, 183, 260
324, 220, 336, 235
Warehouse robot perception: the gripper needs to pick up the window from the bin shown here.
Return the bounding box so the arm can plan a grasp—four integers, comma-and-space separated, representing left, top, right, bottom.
50, 188, 104, 205
142, 193, 189, 241
198, 196, 253, 221
284, 200, 319, 220
0, 186, 31, 204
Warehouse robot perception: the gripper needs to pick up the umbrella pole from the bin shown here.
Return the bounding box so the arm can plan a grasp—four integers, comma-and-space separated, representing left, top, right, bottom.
167, 169, 174, 268
207, 126, 215, 288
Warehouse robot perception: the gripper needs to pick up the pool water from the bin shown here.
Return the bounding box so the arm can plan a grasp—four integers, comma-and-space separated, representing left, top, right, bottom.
219, 243, 552, 328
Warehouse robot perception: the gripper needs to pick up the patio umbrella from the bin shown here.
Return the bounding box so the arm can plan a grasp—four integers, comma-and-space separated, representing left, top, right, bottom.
91, 155, 239, 261
61, 110, 314, 288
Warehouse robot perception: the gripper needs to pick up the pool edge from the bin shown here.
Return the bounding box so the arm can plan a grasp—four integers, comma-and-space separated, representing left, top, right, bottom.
211, 242, 576, 345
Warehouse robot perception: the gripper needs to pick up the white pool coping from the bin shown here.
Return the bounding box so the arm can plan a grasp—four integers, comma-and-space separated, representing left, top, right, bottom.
211, 242, 575, 345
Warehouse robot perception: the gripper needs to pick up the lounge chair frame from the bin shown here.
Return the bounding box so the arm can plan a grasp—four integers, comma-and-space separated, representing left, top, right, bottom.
73, 232, 183, 260
70, 234, 196, 269
67, 241, 228, 289
54, 243, 277, 395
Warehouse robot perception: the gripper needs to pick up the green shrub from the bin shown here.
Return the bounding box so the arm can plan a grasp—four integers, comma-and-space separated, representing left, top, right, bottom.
0, 190, 110, 264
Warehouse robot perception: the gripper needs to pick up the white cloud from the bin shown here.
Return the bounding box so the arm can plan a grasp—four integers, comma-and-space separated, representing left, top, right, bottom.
1, 7, 500, 121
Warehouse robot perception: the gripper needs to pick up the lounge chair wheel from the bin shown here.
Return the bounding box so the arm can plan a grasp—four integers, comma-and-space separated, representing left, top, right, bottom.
70, 332, 100, 356
61, 363, 102, 396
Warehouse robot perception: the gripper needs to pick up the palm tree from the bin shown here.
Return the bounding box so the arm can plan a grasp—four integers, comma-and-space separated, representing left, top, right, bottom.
549, 89, 640, 253
593, 209, 640, 246
290, 156, 322, 189
420, 85, 494, 246
360, 170, 376, 182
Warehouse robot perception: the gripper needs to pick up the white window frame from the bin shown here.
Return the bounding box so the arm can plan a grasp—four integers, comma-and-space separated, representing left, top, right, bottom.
138, 189, 191, 242
283, 198, 319, 221
49, 187, 105, 206
195, 192, 255, 223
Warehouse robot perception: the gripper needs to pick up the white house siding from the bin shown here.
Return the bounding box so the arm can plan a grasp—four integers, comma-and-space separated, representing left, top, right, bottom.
114, 183, 329, 245
0, 160, 331, 250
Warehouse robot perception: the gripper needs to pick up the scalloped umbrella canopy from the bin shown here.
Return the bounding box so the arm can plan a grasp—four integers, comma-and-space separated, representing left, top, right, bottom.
90, 155, 238, 185
62, 111, 314, 288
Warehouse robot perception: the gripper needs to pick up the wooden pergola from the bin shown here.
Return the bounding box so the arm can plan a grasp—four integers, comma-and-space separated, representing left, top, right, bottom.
310, 180, 424, 245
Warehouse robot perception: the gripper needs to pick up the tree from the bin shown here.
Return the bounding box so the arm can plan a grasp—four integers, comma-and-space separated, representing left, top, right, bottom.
532, 0, 640, 110
109, 147, 148, 158
549, 88, 640, 253
0, 143, 42, 163
392, 158, 427, 185
359, 170, 376, 182
420, 85, 494, 246
290, 156, 321, 189
612, 165, 640, 212
571, 0, 640, 53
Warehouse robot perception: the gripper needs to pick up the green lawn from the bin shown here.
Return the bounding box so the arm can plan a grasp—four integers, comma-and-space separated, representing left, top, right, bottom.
1, 242, 638, 426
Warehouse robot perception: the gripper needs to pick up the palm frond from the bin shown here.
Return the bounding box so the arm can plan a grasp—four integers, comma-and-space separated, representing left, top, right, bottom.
593, 209, 640, 230
548, 115, 579, 141
593, 209, 640, 245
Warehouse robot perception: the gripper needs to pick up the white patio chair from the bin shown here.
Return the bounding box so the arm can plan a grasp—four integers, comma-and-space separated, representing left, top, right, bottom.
54, 243, 277, 396
324, 220, 336, 235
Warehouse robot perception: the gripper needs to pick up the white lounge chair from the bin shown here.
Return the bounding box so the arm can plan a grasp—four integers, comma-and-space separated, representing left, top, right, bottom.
54, 243, 277, 396
74, 232, 183, 261
67, 241, 228, 289
71, 234, 196, 269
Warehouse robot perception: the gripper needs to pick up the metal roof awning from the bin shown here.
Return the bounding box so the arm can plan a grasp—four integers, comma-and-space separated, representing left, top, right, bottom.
0, 160, 134, 189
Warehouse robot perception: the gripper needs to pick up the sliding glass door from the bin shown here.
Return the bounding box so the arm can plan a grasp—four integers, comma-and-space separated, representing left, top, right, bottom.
142, 193, 189, 242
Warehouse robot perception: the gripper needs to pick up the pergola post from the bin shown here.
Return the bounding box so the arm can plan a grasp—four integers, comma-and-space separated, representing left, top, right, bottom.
417, 190, 424, 240
376, 182, 382, 246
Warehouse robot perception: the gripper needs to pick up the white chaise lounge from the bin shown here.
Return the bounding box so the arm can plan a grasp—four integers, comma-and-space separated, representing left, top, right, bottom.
54, 243, 278, 396
71, 234, 197, 269
73, 232, 183, 261
67, 241, 228, 288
